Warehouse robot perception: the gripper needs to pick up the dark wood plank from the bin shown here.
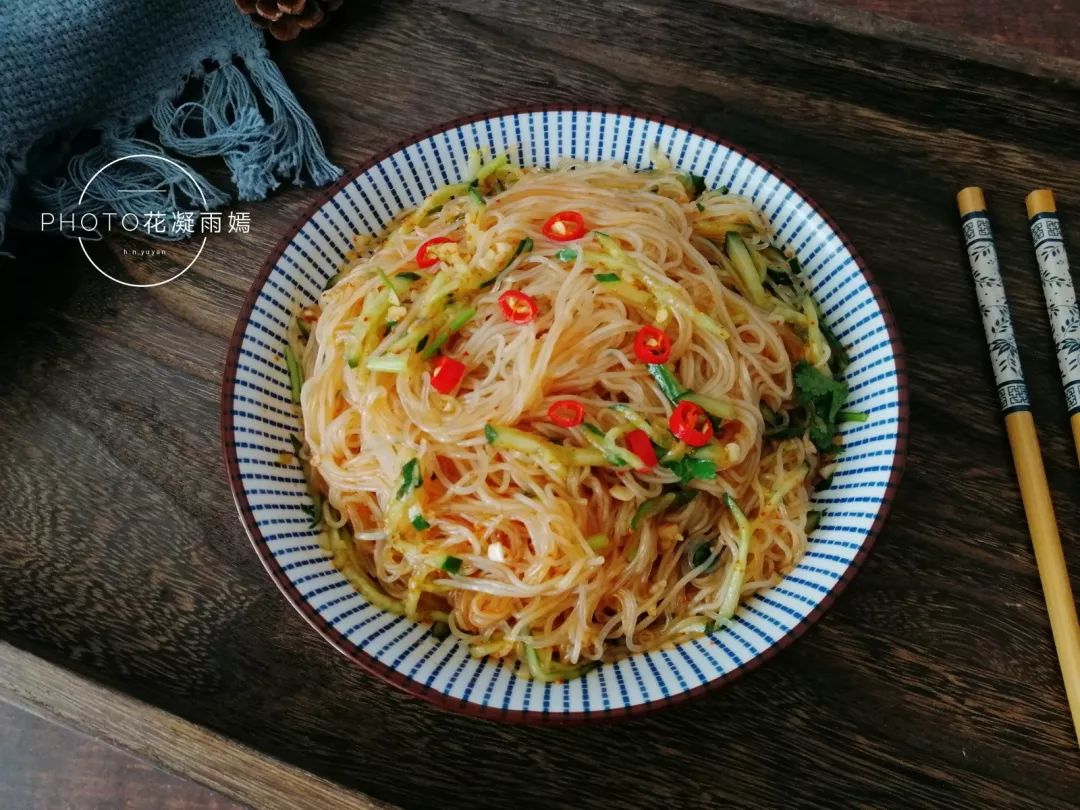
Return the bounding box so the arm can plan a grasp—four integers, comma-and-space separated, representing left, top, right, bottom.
830, 0, 1080, 61
3, 1, 1080, 808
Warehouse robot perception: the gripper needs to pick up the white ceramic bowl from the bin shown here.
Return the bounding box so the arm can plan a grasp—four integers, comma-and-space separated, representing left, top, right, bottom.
222, 107, 909, 722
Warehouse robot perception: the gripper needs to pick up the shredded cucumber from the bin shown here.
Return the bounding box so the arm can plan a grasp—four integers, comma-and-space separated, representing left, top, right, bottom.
283, 344, 303, 404
365, 354, 407, 373
717, 493, 752, 619
328, 526, 404, 615
630, 493, 677, 531
725, 232, 768, 307
595, 233, 729, 340
680, 391, 738, 420
523, 643, 598, 683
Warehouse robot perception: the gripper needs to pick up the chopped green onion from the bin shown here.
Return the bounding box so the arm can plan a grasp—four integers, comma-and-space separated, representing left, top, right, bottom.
283, 344, 303, 405
410, 513, 431, 530
365, 355, 407, 373
484, 424, 498, 444
646, 363, 684, 404
593, 272, 620, 283
440, 555, 462, 574
468, 187, 485, 206
555, 248, 578, 262
586, 534, 609, 552
397, 458, 422, 500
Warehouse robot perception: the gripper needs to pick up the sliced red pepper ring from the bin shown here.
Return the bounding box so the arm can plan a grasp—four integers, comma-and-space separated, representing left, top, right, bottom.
548, 399, 585, 428
430, 356, 466, 394
542, 210, 586, 242
416, 236, 454, 269
625, 429, 658, 470
498, 290, 538, 324
633, 325, 672, 364
669, 400, 713, 447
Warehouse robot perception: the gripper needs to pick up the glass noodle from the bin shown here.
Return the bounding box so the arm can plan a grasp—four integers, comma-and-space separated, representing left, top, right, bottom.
289, 151, 849, 681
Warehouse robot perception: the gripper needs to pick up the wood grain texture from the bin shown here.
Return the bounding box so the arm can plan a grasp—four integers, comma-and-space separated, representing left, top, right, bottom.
3, 1, 1080, 807
0, 697, 240, 810
830, 0, 1080, 61
0, 644, 388, 810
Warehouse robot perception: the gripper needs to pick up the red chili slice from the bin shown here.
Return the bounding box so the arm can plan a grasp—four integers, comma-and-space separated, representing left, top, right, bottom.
416, 236, 454, 269
498, 290, 538, 324
669, 400, 713, 447
633, 325, 672, 364
625, 429, 658, 470
542, 210, 586, 242
430, 356, 466, 394
548, 399, 585, 428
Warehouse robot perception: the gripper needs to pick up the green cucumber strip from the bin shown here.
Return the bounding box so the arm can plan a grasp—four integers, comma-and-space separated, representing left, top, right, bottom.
284, 345, 303, 405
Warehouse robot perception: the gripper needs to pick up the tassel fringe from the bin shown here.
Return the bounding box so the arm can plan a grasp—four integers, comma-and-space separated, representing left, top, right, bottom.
2, 49, 341, 246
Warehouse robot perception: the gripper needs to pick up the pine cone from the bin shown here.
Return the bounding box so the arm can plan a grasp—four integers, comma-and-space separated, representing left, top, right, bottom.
235, 0, 343, 41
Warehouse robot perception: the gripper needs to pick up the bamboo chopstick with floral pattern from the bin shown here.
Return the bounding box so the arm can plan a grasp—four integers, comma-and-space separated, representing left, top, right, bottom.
1026, 189, 1080, 465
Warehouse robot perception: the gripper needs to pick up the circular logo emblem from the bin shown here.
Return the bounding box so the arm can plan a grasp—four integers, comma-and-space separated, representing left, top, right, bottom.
76, 153, 209, 288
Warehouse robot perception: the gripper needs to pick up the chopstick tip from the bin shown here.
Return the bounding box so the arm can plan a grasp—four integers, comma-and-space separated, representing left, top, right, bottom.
957, 187, 986, 216
1026, 188, 1056, 218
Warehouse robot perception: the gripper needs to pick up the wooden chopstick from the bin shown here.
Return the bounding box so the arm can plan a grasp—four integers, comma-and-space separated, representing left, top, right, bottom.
958, 187, 1080, 748
1025, 189, 1080, 466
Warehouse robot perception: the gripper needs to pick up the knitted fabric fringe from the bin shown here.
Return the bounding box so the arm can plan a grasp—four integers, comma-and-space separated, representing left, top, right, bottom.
5, 49, 340, 245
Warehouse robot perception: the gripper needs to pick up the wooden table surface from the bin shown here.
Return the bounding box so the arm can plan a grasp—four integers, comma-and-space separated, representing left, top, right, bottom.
4, 1, 1080, 807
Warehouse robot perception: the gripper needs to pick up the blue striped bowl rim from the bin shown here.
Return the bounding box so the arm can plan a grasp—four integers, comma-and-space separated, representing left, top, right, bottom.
221, 106, 909, 723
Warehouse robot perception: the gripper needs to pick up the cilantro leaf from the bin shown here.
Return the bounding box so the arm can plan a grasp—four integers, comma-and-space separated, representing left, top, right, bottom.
793, 361, 850, 452
396, 458, 422, 500
662, 455, 717, 483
